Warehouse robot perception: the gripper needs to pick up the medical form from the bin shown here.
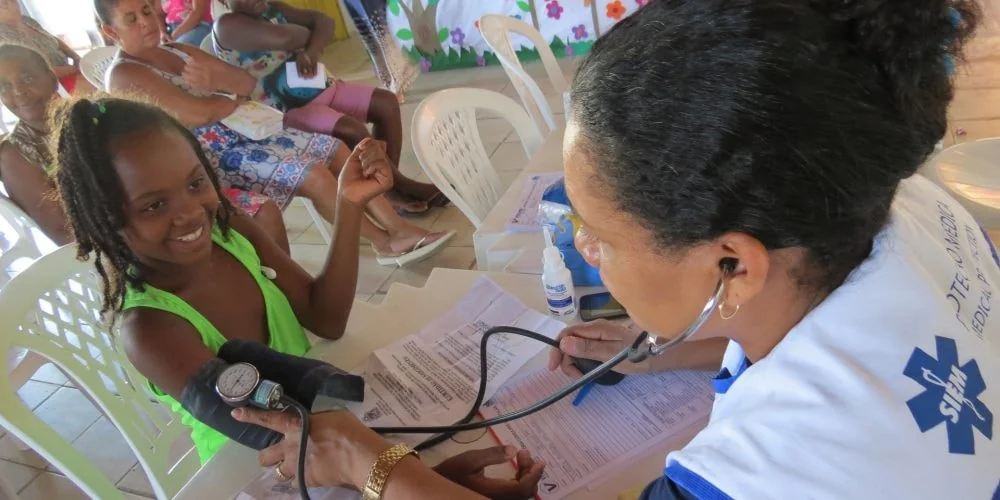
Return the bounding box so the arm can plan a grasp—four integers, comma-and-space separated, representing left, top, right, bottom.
481, 368, 715, 499
356, 277, 566, 448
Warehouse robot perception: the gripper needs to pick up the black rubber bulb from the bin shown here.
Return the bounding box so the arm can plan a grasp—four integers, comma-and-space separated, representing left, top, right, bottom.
571, 357, 626, 385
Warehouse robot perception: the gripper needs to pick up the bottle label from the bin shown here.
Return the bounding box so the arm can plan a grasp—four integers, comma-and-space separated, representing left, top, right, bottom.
546, 283, 568, 294
547, 296, 574, 309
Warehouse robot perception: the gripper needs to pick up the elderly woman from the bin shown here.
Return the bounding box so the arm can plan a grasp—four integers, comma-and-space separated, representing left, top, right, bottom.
95, 0, 452, 265
232, 0, 998, 498
0, 0, 89, 93
0, 44, 291, 251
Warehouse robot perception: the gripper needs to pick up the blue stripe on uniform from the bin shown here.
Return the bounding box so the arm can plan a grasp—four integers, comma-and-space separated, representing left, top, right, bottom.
664, 461, 733, 500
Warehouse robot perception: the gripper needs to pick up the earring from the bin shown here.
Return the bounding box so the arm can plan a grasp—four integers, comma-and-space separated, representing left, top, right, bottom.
718, 302, 740, 320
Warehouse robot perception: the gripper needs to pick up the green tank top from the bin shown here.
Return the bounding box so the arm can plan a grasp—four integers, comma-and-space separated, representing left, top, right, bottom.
123, 226, 311, 465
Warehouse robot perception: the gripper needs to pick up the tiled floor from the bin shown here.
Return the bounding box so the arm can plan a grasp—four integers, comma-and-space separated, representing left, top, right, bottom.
4, 9, 1000, 498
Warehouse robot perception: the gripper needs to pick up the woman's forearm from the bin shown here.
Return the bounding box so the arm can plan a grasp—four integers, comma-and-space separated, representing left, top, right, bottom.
218, 66, 257, 96
380, 458, 486, 500
306, 198, 363, 340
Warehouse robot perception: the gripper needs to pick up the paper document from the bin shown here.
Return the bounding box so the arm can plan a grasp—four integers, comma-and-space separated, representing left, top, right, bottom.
286, 62, 328, 89
237, 469, 356, 500
357, 276, 566, 448
507, 173, 564, 232
480, 369, 714, 499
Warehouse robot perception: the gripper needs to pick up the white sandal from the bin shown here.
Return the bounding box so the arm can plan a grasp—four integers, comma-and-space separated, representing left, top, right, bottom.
372, 230, 456, 267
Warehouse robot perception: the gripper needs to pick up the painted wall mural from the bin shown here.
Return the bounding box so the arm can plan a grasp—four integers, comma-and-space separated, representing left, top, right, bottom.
384, 0, 645, 72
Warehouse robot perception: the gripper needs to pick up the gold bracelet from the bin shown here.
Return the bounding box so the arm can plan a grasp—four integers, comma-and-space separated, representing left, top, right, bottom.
361, 444, 417, 500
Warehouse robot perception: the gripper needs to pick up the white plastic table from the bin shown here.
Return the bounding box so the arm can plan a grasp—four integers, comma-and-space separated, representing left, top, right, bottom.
473, 128, 565, 274
174, 268, 701, 500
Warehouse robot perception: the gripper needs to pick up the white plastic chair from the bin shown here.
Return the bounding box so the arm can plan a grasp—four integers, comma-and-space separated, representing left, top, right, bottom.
80, 46, 118, 90
199, 34, 215, 56
920, 138, 1000, 229
412, 88, 544, 228
479, 15, 570, 135
0, 245, 202, 500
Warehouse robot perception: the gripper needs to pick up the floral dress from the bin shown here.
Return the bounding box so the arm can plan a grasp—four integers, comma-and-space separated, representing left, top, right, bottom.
111, 45, 340, 211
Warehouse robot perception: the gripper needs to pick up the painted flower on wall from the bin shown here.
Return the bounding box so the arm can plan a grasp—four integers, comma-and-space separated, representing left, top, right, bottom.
565, 45, 575, 57
450, 28, 466, 46
546, 0, 564, 20
572, 24, 588, 40
636, 0, 648, 5
607, 0, 626, 20
476, 55, 487, 66
419, 57, 432, 72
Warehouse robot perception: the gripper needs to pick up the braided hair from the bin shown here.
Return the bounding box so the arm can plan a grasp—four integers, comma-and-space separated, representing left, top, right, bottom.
51, 95, 233, 320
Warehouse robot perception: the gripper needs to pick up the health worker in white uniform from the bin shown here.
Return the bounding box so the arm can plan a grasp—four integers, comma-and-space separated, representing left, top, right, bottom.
228, 0, 998, 498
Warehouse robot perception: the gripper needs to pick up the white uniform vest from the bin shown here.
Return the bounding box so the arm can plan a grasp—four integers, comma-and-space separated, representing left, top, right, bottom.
666, 176, 999, 499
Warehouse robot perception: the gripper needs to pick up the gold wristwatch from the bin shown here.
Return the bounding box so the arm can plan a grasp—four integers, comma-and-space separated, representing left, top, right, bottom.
361, 444, 418, 500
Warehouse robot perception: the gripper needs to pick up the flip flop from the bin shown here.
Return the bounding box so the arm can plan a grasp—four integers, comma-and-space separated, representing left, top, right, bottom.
387, 191, 430, 217
372, 230, 456, 267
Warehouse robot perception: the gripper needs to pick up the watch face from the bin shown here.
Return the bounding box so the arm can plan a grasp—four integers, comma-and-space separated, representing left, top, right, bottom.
216, 363, 260, 401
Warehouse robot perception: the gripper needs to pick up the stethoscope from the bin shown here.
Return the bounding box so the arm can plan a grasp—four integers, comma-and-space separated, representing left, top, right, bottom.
369, 258, 737, 446
265, 259, 735, 500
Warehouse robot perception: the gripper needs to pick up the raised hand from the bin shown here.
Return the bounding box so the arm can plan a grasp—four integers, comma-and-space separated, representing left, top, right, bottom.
338, 138, 394, 207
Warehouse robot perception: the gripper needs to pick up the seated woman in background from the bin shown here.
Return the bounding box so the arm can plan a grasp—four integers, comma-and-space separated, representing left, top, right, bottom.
97, 0, 452, 265
213, 0, 445, 215
50, 95, 393, 463
161, 0, 212, 46
0, 0, 90, 94
0, 44, 291, 252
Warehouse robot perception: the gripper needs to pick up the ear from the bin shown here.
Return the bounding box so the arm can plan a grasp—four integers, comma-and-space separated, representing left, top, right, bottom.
714, 232, 770, 308
101, 23, 121, 44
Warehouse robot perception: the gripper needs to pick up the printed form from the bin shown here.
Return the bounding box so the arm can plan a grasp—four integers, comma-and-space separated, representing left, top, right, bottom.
507, 172, 564, 232
357, 277, 566, 447
480, 369, 715, 499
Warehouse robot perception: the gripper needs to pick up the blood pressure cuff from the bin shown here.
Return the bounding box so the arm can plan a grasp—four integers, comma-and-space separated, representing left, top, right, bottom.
179, 358, 284, 450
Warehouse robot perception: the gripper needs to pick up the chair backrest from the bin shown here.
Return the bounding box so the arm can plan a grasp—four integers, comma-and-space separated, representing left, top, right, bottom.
479, 15, 570, 135
920, 138, 1000, 228
0, 197, 46, 288
199, 34, 215, 56
0, 245, 200, 500
80, 46, 118, 90
412, 87, 544, 228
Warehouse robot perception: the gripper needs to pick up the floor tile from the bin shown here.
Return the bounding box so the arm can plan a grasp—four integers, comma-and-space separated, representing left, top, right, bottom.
292, 223, 330, 246
116, 464, 155, 498
949, 88, 1000, 121
947, 119, 1000, 146
0, 434, 48, 469
32, 387, 102, 443
28, 364, 69, 386
281, 200, 314, 239
18, 472, 89, 500
57, 417, 137, 483
356, 293, 373, 303
368, 294, 386, 305
289, 244, 396, 295
428, 207, 476, 248
378, 247, 477, 292
477, 118, 515, 153
491, 142, 531, 172
16, 381, 60, 411
0, 459, 41, 493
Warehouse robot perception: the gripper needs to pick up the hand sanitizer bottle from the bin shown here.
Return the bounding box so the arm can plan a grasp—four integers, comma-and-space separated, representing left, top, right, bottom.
542, 227, 577, 318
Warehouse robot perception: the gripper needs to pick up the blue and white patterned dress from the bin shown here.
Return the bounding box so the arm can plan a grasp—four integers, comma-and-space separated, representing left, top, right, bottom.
112, 45, 340, 210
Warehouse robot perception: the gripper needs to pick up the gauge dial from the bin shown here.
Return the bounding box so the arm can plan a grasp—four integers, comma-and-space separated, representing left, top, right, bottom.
215, 363, 260, 403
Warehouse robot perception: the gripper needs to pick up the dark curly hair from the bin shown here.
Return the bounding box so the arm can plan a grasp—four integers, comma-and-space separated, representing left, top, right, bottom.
571, 0, 979, 292
50, 95, 233, 320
